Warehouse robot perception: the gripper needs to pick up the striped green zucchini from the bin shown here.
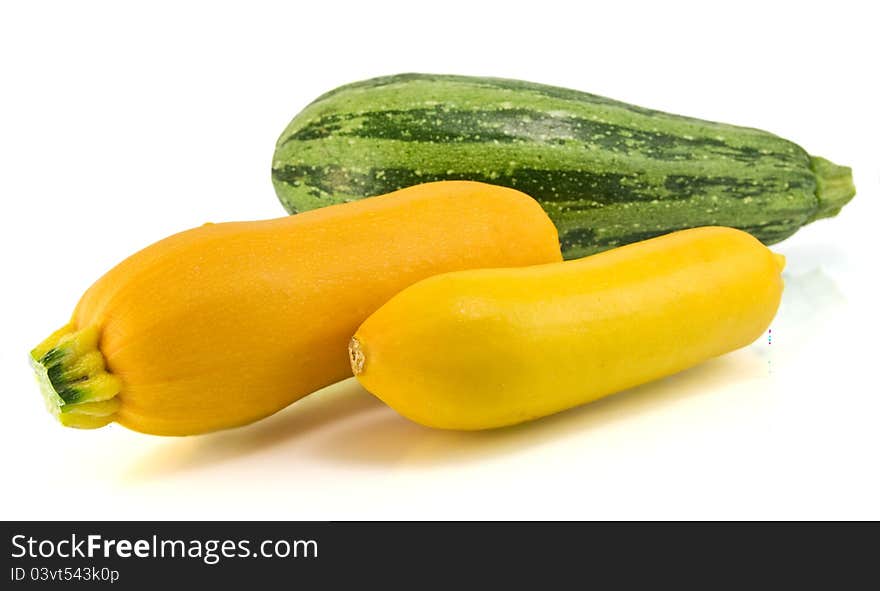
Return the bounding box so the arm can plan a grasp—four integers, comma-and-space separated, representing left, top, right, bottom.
272, 74, 855, 258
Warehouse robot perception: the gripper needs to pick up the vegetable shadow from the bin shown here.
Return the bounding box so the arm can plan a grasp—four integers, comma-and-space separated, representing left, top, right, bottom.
310, 353, 764, 468
124, 378, 387, 480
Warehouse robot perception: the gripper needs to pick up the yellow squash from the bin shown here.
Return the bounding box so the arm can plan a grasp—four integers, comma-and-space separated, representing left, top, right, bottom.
31, 181, 561, 435
350, 227, 785, 430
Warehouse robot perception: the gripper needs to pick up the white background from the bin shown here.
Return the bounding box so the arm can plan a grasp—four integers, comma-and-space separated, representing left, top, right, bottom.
1, 1, 877, 520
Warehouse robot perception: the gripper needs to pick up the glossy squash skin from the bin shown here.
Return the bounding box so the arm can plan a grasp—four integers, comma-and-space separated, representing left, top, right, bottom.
350, 227, 784, 430
30, 181, 561, 435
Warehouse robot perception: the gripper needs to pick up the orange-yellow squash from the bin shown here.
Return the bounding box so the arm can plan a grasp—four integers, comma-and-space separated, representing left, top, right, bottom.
350, 227, 785, 430
31, 181, 561, 435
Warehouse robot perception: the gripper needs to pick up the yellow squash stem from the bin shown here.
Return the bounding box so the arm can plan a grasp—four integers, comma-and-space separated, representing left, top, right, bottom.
30, 324, 121, 429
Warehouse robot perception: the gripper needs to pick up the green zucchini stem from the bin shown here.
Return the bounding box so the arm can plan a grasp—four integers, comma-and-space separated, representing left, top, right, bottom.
810, 156, 856, 222
30, 324, 121, 429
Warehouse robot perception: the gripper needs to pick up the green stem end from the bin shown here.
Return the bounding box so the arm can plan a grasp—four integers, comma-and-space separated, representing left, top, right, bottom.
30, 324, 121, 429
809, 156, 856, 222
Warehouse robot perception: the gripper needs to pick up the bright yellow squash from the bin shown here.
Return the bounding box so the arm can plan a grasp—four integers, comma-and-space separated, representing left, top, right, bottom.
30, 181, 561, 435
350, 227, 785, 430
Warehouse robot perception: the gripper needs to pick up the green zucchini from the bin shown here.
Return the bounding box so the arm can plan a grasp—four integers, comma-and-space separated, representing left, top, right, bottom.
272, 73, 855, 258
